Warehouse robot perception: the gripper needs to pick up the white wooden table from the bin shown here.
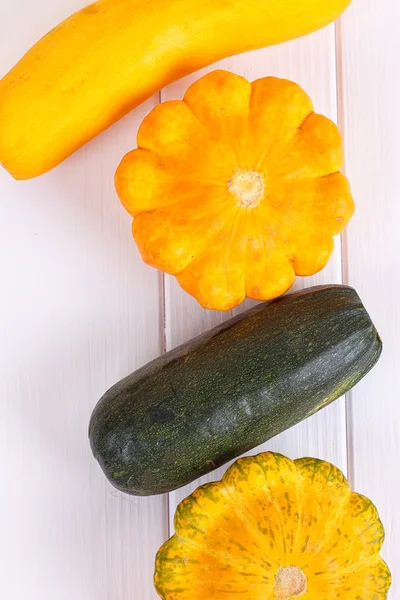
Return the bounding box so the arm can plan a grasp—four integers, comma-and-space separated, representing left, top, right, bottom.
1, 1, 398, 598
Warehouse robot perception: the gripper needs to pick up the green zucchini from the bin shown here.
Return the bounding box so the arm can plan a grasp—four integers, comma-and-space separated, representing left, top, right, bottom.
89, 285, 382, 496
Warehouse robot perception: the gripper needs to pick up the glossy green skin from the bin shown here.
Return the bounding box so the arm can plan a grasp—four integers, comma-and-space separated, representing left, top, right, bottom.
89, 285, 382, 496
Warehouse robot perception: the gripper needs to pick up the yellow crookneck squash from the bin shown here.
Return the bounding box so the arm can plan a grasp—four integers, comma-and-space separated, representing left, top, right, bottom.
0, 0, 352, 180
155, 452, 391, 600
116, 71, 355, 311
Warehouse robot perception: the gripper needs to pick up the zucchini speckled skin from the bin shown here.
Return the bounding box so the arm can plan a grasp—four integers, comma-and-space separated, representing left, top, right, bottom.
89, 285, 382, 496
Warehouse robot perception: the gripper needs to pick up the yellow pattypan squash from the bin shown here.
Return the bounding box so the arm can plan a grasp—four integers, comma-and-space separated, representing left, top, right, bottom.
155, 452, 391, 600
116, 71, 355, 311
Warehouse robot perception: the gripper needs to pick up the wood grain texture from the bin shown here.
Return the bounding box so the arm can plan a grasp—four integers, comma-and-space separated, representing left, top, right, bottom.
0, 3, 166, 599
339, 1, 400, 596
162, 25, 348, 520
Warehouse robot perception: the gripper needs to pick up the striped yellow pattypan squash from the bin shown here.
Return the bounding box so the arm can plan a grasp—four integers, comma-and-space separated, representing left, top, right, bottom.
155, 452, 391, 600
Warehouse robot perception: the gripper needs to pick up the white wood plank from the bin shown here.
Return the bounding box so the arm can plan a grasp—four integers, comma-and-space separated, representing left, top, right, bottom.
339, 2, 400, 595
0, 2, 166, 598
163, 26, 348, 522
